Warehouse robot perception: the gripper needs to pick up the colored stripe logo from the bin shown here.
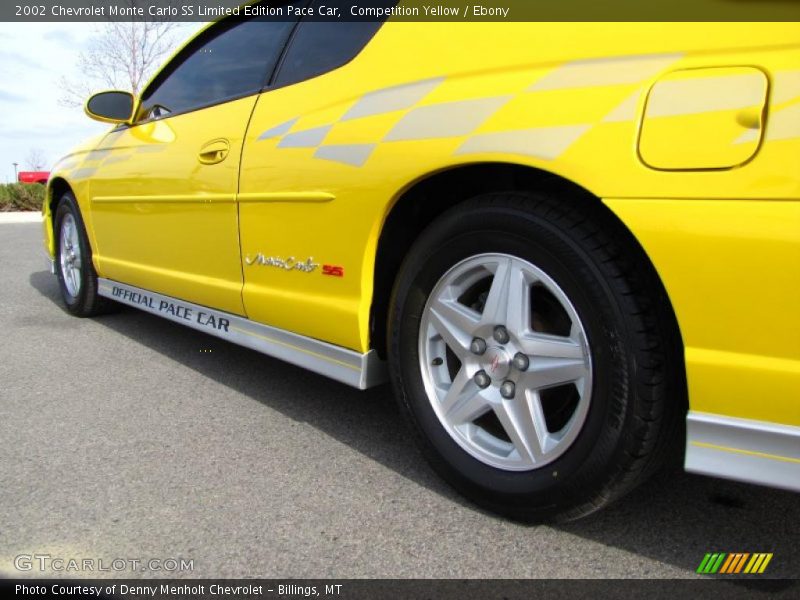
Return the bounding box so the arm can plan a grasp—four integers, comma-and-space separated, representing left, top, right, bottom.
697, 552, 773, 574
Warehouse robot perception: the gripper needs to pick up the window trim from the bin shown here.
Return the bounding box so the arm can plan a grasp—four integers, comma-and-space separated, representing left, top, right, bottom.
134, 89, 263, 125
133, 8, 304, 125
264, 17, 386, 93
126, 2, 385, 126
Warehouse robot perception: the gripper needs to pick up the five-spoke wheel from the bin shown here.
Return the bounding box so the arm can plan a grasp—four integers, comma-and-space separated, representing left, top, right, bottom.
59, 212, 83, 299
419, 253, 592, 471
389, 191, 683, 521
54, 192, 108, 317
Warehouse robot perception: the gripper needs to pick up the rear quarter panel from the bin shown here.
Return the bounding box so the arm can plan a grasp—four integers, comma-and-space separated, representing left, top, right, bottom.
238, 22, 799, 425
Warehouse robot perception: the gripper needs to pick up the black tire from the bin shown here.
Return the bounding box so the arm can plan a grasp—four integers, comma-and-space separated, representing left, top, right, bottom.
388, 191, 685, 522
53, 192, 110, 317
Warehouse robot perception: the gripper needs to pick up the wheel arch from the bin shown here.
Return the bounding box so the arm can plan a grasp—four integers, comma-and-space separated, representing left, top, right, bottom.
369, 162, 686, 374
48, 177, 73, 216
44, 176, 75, 257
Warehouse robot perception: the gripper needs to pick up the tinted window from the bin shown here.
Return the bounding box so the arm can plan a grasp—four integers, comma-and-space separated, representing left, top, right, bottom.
273, 17, 383, 87
140, 14, 298, 119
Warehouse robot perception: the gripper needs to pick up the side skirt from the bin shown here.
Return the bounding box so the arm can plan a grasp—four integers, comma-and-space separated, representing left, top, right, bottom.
686, 411, 800, 492
97, 278, 387, 390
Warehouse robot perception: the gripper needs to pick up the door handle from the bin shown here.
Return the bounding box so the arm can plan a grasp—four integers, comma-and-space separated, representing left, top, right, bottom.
198, 138, 230, 165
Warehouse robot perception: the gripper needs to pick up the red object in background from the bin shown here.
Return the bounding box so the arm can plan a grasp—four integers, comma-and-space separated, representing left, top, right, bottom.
18, 171, 49, 185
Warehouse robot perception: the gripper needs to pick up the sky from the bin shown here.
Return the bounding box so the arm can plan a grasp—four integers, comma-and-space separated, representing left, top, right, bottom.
0, 22, 201, 183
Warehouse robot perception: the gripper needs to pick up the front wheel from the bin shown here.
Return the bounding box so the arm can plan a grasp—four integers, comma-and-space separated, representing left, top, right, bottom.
388, 191, 684, 521
54, 192, 109, 317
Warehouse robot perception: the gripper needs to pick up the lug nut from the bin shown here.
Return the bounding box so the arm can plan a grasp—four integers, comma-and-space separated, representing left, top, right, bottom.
474, 370, 491, 389
493, 325, 510, 344
512, 352, 530, 371
500, 380, 516, 399
470, 337, 487, 355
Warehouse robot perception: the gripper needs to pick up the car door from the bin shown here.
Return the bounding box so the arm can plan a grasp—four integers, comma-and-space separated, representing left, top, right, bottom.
88, 14, 298, 315
238, 11, 385, 350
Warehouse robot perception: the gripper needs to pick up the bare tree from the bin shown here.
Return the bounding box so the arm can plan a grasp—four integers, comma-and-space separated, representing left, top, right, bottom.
58, 2, 181, 107
25, 148, 49, 171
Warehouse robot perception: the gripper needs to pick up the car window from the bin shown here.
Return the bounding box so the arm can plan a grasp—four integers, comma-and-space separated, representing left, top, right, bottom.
139, 8, 300, 120
272, 6, 385, 87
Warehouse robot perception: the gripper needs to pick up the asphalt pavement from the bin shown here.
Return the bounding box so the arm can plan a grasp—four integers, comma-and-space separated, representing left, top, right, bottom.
1, 219, 798, 583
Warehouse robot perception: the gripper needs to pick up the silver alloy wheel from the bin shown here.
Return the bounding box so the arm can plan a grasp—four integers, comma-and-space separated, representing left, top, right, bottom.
418, 253, 593, 471
59, 213, 82, 298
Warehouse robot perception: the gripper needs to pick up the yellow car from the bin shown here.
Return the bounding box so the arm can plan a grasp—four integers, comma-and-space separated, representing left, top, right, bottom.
43, 6, 800, 521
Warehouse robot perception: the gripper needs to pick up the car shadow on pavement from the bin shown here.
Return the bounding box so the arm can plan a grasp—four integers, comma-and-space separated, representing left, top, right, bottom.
29, 270, 800, 582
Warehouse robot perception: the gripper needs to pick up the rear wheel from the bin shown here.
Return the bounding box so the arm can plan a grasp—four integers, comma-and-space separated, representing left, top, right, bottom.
54, 192, 109, 317
388, 191, 684, 521
417, 252, 593, 473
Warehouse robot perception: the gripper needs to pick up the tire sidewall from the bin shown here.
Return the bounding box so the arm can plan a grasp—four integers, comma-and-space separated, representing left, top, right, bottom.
389, 196, 636, 515
54, 194, 94, 314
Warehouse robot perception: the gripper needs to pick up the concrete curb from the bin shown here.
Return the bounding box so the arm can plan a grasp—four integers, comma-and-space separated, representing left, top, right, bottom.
0, 212, 42, 224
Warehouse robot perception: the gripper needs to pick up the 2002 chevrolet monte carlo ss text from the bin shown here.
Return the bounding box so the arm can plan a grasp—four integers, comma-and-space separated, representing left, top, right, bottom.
42, 2, 800, 521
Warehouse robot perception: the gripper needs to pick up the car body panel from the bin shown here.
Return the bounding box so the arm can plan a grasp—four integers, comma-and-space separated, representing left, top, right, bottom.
237, 23, 800, 361
606, 197, 800, 427
75, 97, 257, 315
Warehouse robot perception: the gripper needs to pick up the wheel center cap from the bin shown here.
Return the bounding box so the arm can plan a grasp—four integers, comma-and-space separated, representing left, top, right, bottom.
483, 347, 511, 380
